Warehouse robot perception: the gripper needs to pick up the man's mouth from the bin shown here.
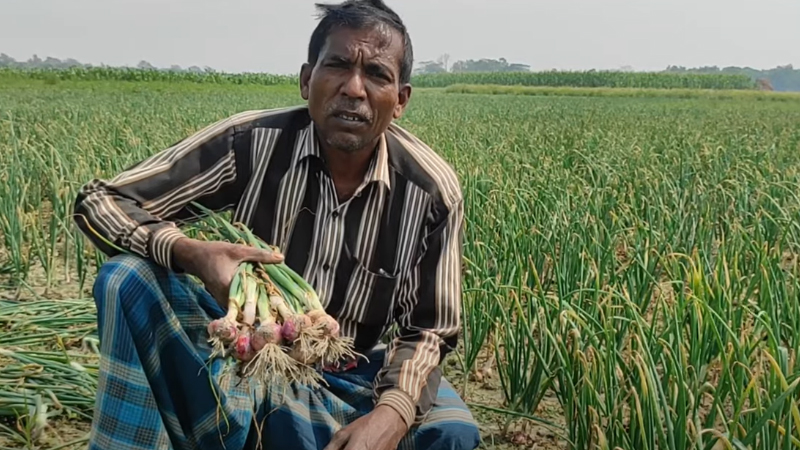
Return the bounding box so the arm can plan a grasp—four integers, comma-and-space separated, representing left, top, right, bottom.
332, 111, 369, 123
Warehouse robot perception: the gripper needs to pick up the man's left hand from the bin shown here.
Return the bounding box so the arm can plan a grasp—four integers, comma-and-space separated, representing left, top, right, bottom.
323, 405, 408, 450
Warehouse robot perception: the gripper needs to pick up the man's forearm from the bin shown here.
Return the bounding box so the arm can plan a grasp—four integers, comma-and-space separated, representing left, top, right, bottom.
73, 179, 186, 268
172, 237, 197, 274
372, 197, 464, 426
373, 331, 454, 427
172, 237, 213, 275
73, 115, 252, 266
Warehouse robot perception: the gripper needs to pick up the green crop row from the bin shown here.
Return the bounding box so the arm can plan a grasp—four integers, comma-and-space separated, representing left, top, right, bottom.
444, 83, 800, 101
414, 70, 756, 90
1, 67, 756, 90
0, 67, 298, 85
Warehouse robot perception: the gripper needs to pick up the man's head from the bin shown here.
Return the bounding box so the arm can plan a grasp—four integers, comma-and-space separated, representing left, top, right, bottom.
300, 0, 413, 155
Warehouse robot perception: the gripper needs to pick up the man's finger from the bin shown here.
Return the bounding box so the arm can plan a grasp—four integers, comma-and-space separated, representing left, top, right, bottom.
238, 246, 284, 265
322, 429, 349, 450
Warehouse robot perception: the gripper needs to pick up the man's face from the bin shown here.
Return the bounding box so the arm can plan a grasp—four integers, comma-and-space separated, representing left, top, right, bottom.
300, 24, 411, 154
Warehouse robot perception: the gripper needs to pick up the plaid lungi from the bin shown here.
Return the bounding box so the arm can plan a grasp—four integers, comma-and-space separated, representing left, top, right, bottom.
88, 254, 480, 450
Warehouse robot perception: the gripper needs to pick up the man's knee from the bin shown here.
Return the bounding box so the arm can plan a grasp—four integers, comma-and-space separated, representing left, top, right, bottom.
93, 254, 162, 306
422, 420, 481, 450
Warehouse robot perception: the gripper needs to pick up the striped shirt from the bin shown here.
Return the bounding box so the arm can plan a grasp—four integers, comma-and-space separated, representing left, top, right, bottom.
73, 105, 464, 428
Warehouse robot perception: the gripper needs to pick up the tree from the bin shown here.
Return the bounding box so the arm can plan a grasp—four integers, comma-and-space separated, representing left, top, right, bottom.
63, 58, 83, 68
414, 60, 447, 74
42, 57, 63, 68
507, 63, 531, 72
450, 58, 530, 73
28, 54, 43, 67
0, 53, 18, 67
756, 78, 774, 91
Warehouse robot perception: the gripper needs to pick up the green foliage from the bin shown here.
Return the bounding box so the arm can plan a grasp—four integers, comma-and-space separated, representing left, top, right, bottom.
1, 67, 756, 91
0, 67, 297, 86
414, 70, 756, 90
3, 80, 800, 449
444, 83, 800, 101
666, 64, 800, 92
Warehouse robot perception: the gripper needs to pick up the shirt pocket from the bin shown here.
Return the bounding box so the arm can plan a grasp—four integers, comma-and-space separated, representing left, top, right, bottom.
340, 257, 401, 328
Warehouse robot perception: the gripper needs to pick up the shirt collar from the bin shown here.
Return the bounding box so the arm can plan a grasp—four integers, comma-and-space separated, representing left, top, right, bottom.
370, 133, 392, 190
296, 122, 321, 162
297, 123, 392, 191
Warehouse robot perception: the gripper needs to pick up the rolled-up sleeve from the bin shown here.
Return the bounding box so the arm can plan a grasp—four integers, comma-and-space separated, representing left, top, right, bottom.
73, 115, 252, 270
373, 197, 464, 427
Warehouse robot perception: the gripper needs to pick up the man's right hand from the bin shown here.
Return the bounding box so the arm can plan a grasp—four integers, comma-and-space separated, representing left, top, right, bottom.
172, 237, 284, 308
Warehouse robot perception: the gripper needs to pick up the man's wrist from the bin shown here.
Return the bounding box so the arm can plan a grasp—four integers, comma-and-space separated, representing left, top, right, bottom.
171, 235, 200, 274
149, 226, 188, 271
375, 389, 415, 429
374, 404, 409, 434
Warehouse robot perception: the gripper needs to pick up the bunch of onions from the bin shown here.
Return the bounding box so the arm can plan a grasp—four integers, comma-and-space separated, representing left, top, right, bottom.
191, 202, 359, 386
242, 230, 359, 368
266, 258, 359, 368
255, 270, 324, 385
205, 257, 325, 386
242, 270, 321, 386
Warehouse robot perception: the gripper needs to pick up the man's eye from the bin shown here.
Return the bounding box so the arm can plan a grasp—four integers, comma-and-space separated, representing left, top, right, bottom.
368, 69, 390, 81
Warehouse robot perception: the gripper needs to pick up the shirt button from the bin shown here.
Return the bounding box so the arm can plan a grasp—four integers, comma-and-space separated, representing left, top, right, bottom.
323, 263, 331, 271
332, 211, 339, 218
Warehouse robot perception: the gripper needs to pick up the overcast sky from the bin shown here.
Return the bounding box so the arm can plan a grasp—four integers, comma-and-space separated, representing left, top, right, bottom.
1, 0, 798, 74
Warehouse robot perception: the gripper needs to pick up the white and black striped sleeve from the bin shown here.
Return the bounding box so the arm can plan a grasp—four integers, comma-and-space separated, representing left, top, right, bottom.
374, 196, 465, 427
73, 112, 259, 271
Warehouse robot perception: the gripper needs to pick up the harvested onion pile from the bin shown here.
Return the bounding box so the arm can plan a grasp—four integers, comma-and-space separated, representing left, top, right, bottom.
191, 204, 358, 387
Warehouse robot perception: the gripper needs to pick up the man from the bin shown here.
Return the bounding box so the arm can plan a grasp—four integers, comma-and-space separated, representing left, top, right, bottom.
73, 1, 480, 449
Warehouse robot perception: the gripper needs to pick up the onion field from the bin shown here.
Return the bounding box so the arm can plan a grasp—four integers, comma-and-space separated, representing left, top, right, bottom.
2, 78, 800, 449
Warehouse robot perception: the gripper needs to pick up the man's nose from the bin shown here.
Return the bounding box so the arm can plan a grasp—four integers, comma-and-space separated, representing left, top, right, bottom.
340, 71, 367, 99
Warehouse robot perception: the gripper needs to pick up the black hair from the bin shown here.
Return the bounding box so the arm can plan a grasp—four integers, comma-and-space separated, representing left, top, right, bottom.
308, 0, 414, 85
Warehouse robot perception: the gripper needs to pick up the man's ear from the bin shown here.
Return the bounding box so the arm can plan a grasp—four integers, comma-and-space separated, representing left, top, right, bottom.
300, 63, 313, 100
393, 83, 412, 119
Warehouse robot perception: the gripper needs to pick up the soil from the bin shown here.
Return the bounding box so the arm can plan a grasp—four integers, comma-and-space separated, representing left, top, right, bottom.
442, 350, 567, 450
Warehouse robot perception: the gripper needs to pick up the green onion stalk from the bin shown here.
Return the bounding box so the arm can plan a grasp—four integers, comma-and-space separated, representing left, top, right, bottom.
206, 264, 245, 358
233, 264, 258, 363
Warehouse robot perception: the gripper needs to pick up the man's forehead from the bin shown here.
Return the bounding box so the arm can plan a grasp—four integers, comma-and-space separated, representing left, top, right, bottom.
322, 24, 402, 61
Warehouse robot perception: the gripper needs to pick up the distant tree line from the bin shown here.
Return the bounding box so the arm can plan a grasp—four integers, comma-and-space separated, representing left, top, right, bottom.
0, 53, 533, 76
3, 52, 798, 91
413, 55, 800, 92
413, 55, 531, 74
0, 53, 214, 74
664, 65, 799, 92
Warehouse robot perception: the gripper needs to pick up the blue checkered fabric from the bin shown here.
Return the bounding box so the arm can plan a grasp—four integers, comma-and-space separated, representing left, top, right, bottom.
88, 255, 480, 450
